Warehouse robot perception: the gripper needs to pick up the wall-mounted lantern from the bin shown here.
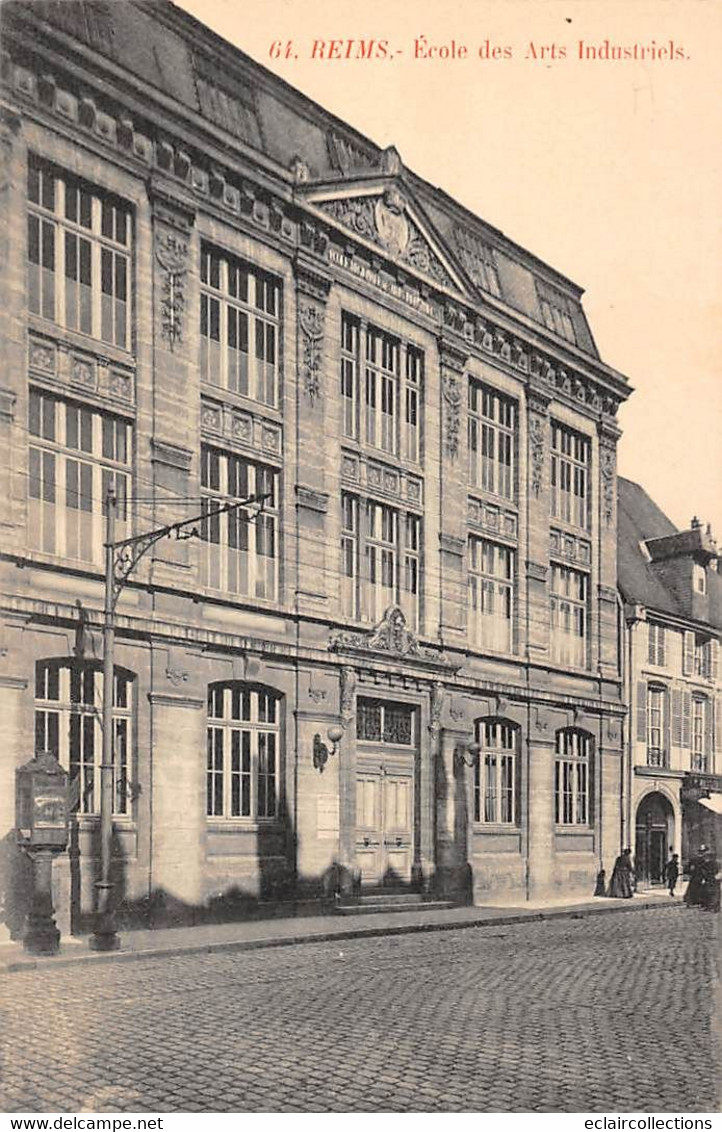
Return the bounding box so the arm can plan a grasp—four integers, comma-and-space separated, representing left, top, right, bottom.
313, 726, 344, 772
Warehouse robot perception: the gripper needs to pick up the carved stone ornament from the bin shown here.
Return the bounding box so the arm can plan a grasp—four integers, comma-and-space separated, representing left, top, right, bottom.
330, 606, 452, 667
340, 665, 357, 729
600, 445, 616, 526
528, 414, 546, 496
442, 374, 462, 460
299, 302, 324, 403
155, 231, 189, 348
429, 681, 445, 739
374, 189, 409, 257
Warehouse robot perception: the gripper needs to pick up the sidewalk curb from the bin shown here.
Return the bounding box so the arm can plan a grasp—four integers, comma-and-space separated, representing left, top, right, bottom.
1, 896, 680, 974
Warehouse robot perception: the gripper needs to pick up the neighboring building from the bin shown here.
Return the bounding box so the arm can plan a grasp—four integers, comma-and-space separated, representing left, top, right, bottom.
618, 478, 722, 885
0, 0, 632, 935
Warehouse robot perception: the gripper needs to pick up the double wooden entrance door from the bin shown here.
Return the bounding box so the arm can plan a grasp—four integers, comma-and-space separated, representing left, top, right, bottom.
355, 754, 414, 887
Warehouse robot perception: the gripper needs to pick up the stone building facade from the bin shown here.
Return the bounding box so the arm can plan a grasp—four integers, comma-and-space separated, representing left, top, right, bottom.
0, 0, 632, 934
618, 479, 722, 884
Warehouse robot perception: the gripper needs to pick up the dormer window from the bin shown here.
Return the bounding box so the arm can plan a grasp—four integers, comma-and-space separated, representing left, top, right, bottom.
693, 564, 707, 594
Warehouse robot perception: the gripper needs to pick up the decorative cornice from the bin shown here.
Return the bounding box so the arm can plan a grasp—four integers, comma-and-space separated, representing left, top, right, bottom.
329, 606, 459, 671
293, 254, 333, 300
295, 484, 329, 513
149, 183, 196, 232
438, 339, 468, 374
526, 560, 548, 583
439, 533, 466, 556
150, 439, 193, 473
0, 386, 17, 422
598, 584, 618, 604
147, 692, 205, 709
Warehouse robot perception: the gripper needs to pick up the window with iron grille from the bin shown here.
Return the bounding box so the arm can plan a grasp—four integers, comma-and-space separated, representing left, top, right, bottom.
551, 423, 590, 530
550, 563, 588, 668
468, 382, 516, 500
200, 446, 278, 601
340, 314, 423, 462
34, 660, 133, 816
468, 537, 515, 654
28, 389, 131, 565
200, 246, 280, 408
206, 684, 280, 819
357, 698, 415, 746
27, 155, 131, 349
554, 729, 591, 825
473, 720, 518, 824
340, 493, 420, 629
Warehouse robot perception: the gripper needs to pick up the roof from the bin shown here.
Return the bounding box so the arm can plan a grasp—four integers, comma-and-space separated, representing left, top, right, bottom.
6, 0, 603, 357
617, 477, 722, 629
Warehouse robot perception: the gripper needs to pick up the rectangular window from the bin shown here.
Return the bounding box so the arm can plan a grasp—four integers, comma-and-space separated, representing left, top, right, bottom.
647, 685, 669, 768
341, 315, 423, 462
27, 155, 131, 348
691, 697, 709, 772
341, 493, 421, 630
200, 446, 278, 601
357, 698, 415, 746
550, 563, 588, 668
551, 423, 590, 530
34, 661, 131, 816
206, 685, 279, 820
468, 537, 514, 654
28, 389, 131, 563
468, 382, 516, 500
554, 730, 590, 825
473, 721, 517, 824
538, 283, 577, 344
200, 245, 279, 407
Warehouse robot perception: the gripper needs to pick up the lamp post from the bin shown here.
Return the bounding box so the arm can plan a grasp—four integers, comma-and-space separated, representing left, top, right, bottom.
89, 486, 269, 951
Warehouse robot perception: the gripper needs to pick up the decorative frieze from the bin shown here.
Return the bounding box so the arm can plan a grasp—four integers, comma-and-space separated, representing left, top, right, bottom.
550, 528, 592, 567
201, 397, 282, 461
468, 499, 518, 541
28, 334, 135, 407
340, 450, 423, 509
599, 437, 617, 527
330, 605, 456, 670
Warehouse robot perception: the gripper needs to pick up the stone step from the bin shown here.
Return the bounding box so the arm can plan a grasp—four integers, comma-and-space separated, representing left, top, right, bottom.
334, 899, 457, 916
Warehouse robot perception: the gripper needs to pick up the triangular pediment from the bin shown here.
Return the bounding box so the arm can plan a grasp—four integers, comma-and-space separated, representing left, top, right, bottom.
303, 176, 470, 297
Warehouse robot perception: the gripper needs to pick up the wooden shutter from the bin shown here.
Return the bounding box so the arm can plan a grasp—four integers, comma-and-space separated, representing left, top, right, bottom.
636, 681, 647, 743
681, 691, 691, 748
716, 695, 722, 763
648, 624, 656, 666
704, 698, 713, 761
709, 638, 719, 681
663, 689, 671, 765
683, 631, 695, 676
659, 626, 666, 668
671, 687, 683, 747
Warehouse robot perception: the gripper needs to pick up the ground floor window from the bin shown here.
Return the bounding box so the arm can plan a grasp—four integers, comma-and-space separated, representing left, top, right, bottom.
554, 728, 591, 825
34, 659, 133, 815
473, 719, 518, 824
206, 683, 280, 819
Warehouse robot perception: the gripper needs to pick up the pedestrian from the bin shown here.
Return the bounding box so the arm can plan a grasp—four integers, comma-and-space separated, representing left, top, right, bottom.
607, 848, 634, 898
593, 868, 606, 897
684, 846, 706, 907
699, 847, 721, 913
664, 852, 680, 897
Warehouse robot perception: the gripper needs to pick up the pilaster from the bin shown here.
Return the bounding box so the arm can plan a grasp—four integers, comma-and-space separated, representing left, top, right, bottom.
437, 339, 468, 645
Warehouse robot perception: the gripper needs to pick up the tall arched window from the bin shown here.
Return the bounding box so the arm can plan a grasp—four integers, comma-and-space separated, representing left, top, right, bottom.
206, 683, 281, 820
34, 659, 133, 815
554, 728, 592, 826
473, 719, 520, 825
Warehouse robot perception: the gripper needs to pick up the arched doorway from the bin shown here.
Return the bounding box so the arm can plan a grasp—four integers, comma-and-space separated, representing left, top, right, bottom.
635, 792, 675, 887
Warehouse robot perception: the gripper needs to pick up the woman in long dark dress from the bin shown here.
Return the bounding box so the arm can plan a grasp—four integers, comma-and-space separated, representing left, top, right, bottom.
607, 848, 634, 898
684, 847, 706, 907
699, 849, 721, 913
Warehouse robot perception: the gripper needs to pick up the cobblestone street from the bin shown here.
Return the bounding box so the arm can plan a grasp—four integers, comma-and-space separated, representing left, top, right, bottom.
1, 906, 719, 1113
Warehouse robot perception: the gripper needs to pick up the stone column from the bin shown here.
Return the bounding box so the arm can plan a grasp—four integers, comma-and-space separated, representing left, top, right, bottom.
293, 256, 333, 618
525, 387, 551, 664
526, 703, 556, 900
148, 185, 197, 588
437, 340, 469, 648
597, 419, 622, 683
435, 727, 471, 897
148, 691, 206, 910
